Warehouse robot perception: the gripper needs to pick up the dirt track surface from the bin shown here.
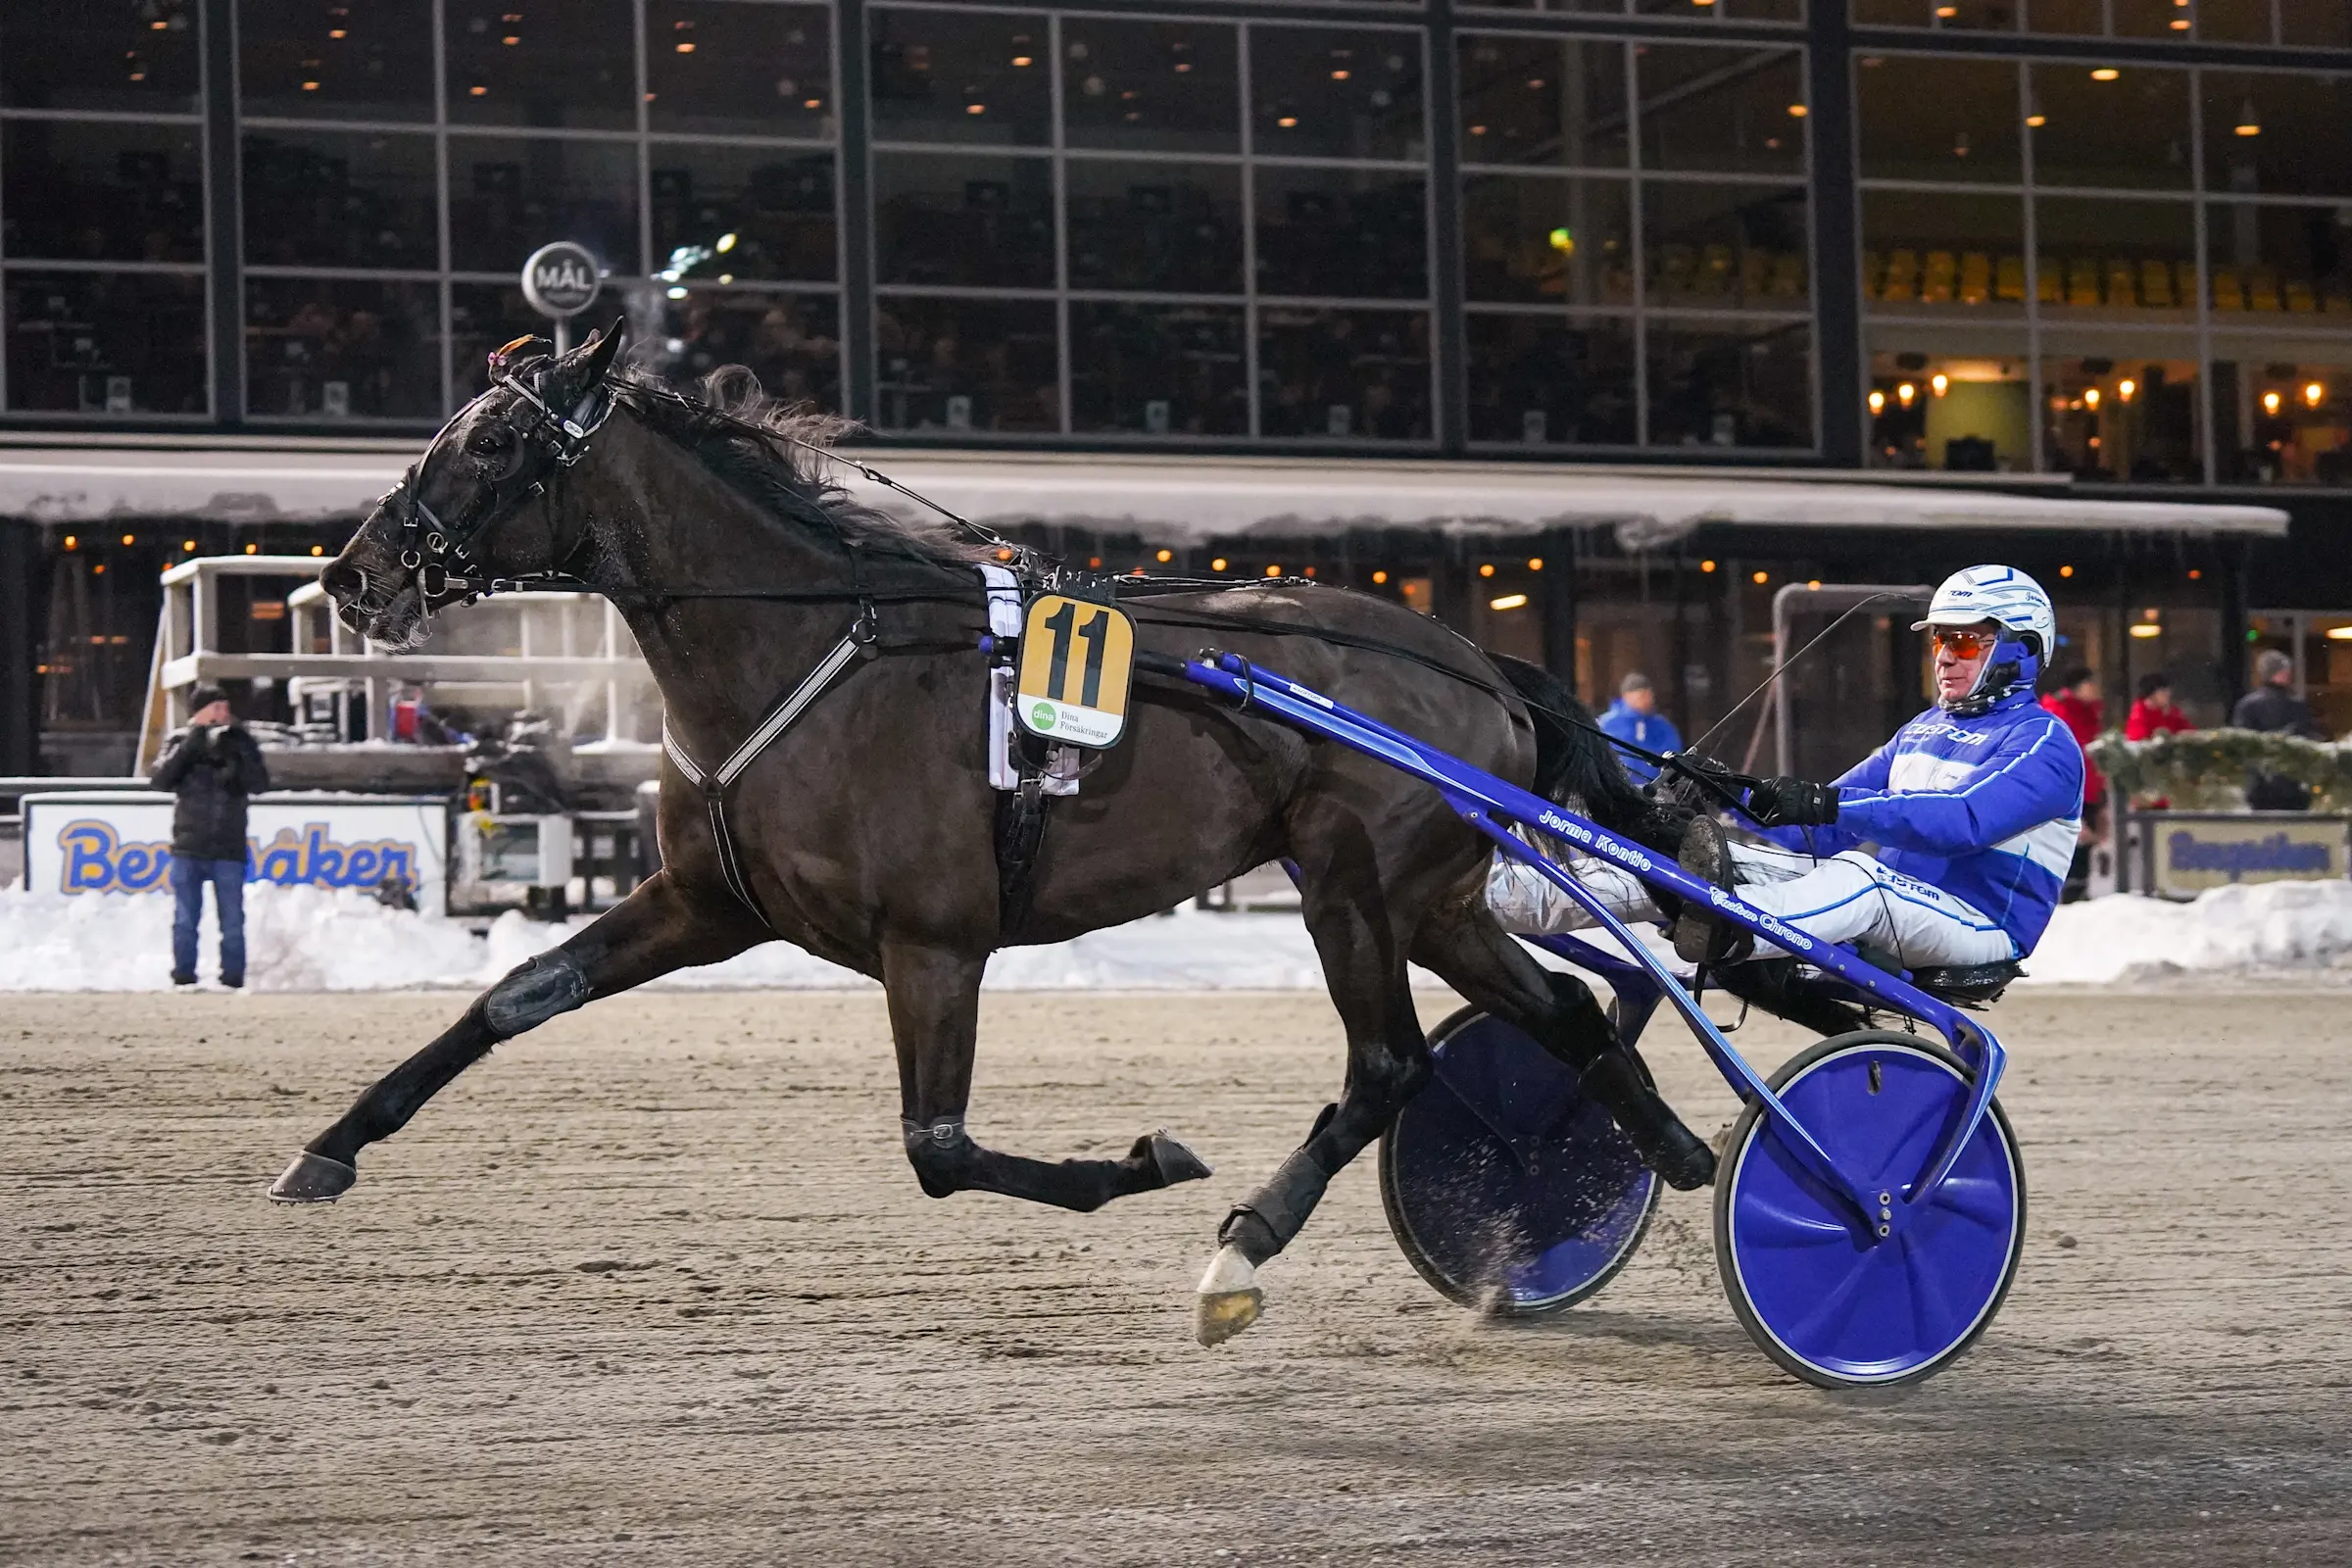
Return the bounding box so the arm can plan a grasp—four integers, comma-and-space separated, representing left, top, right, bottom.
4, 988, 2350, 1567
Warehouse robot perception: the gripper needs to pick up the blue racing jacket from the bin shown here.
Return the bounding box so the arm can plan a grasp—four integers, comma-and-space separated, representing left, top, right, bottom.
1765, 686, 2084, 954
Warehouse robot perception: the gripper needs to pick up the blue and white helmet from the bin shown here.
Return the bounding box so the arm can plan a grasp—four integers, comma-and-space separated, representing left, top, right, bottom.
1912, 564, 2055, 712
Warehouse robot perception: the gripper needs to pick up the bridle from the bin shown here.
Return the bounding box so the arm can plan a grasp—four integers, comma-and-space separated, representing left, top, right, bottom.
382, 333, 617, 613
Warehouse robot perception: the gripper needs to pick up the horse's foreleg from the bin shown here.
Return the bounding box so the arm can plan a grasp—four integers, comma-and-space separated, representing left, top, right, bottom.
1410, 894, 1715, 1190
268, 871, 763, 1202
882, 941, 1211, 1213
1196, 855, 1432, 1348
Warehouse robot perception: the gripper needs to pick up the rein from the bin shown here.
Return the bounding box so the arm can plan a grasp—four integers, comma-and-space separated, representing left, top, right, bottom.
370, 349, 1751, 813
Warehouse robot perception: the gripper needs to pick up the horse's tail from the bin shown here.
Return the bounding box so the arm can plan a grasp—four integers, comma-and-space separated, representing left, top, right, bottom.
1490, 654, 1693, 856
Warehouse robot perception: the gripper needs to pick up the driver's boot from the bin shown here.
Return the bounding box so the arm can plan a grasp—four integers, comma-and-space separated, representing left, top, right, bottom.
1581, 1045, 1716, 1190
1670, 815, 1754, 966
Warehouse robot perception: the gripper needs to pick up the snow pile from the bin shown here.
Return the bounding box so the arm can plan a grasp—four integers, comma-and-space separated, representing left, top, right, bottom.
2022, 880, 2352, 985
0, 882, 486, 992
9, 876, 2352, 993
0, 883, 1345, 993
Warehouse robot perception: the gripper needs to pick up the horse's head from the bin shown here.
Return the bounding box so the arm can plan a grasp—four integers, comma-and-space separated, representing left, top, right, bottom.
323, 321, 626, 648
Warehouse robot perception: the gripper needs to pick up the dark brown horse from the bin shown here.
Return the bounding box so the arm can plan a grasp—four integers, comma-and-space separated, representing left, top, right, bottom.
270, 327, 1712, 1345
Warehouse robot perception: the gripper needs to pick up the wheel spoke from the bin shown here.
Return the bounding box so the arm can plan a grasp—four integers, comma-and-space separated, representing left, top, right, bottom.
1925, 1173, 2012, 1231
1780, 1245, 1877, 1349
1739, 1192, 1861, 1249
1904, 1229, 1960, 1348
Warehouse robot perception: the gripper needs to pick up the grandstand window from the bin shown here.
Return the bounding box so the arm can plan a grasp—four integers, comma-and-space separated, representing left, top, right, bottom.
870, 7, 1054, 148
873, 294, 1060, 432
1067, 302, 1249, 435
2, 120, 207, 265
650, 147, 838, 285
1059, 17, 1240, 156
242, 276, 442, 420
2027, 62, 2191, 192
1854, 56, 2021, 186
240, 129, 439, 271
239, 0, 435, 123
445, 0, 637, 131
5, 270, 208, 415
1064, 162, 1244, 295
1466, 312, 1638, 445
0, 0, 201, 114
646, 2, 834, 140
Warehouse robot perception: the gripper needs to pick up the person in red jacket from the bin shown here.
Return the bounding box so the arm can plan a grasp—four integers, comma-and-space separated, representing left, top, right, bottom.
2124, 670, 2192, 809
2040, 665, 2105, 900
2126, 670, 2192, 741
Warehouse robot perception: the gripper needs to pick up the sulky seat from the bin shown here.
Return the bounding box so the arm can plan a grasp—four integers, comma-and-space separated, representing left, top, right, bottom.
1908, 959, 2023, 1007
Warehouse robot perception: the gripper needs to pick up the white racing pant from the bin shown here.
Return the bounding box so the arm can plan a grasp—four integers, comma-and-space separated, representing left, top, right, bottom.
1488, 837, 2021, 969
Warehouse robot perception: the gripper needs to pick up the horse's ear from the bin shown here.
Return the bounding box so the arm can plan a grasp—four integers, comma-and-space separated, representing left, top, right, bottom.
577, 318, 625, 384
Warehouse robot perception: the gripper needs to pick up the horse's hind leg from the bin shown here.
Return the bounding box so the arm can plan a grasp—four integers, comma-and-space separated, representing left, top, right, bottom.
1411, 893, 1715, 1190
882, 941, 1213, 1213
267, 871, 764, 1202
1195, 833, 1433, 1347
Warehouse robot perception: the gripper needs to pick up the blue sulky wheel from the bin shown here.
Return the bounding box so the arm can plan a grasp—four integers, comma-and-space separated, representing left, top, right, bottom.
1714, 1029, 2027, 1389
1379, 1007, 1659, 1315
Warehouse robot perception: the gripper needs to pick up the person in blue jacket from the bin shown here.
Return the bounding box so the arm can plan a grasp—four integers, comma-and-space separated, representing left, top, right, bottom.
1596, 671, 1682, 784
1492, 564, 2083, 970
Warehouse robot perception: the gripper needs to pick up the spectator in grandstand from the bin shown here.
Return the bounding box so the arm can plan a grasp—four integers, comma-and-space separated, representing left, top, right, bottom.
2040, 665, 2106, 902
2126, 671, 2193, 741
1597, 671, 1682, 785
2233, 649, 2326, 810
151, 684, 270, 989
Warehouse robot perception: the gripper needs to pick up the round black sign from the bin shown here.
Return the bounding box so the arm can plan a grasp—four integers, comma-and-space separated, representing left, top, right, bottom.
520, 241, 602, 319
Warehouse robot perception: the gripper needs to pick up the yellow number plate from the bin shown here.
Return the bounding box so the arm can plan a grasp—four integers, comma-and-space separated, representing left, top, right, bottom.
1015, 595, 1137, 748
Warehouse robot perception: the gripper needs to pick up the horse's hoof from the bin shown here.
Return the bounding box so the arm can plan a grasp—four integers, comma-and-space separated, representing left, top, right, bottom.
1149, 1129, 1213, 1187
269, 1151, 357, 1204
1194, 1245, 1263, 1347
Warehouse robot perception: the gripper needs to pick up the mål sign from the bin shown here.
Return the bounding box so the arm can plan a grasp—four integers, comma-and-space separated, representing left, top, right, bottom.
520, 241, 601, 319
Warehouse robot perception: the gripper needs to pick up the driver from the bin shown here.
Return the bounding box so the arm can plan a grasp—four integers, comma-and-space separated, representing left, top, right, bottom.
1491, 564, 2084, 971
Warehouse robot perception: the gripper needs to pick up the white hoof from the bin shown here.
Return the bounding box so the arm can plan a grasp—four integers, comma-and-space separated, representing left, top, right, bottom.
1194, 1245, 1263, 1348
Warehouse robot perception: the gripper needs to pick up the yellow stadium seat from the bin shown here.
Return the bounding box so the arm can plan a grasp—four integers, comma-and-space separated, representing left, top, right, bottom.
1860, 250, 1885, 298
1882, 249, 1920, 303
2105, 259, 2137, 306
2212, 267, 2245, 311
2325, 289, 2352, 317
1657, 243, 1695, 295
2250, 267, 2282, 311
2286, 279, 2319, 314
1741, 248, 1773, 298
1996, 255, 2027, 302
2037, 258, 2063, 304
1696, 244, 1734, 295
1959, 252, 1991, 305
1921, 249, 1958, 304
1768, 252, 1807, 296
2067, 258, 2102, 307
2139, 259, 2175, 308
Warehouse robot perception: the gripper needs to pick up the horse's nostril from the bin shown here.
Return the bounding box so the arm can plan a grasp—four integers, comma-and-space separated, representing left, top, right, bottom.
319, 560, 363, 599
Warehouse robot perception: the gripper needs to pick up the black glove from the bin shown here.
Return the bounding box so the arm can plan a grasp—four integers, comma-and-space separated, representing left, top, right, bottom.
1745, 776, 1839, 828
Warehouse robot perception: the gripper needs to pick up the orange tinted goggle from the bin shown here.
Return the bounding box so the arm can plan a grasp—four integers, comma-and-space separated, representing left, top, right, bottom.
1931, 627, 2000, 658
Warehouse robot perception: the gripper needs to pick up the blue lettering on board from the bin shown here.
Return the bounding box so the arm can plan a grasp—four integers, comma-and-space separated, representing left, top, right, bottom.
2166, 829, 2335, 882
52, 819, 419, 896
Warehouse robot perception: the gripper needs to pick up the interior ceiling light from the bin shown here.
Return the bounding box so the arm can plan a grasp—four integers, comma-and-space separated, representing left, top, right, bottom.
2236, 99, 2261, 136
2090, 68, 2120, 81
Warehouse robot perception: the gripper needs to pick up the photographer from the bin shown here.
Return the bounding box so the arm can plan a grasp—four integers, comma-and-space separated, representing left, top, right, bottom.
150, 684, 271, 988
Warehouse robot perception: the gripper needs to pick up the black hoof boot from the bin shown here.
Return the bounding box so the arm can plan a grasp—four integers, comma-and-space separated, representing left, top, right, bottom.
1671, 816, 1752, 967
1581, 1048, 1717, 1190
269, 1151, 358, 1204
1142, 1129, 1213, 1187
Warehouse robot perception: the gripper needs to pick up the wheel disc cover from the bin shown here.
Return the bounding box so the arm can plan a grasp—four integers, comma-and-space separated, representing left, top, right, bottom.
1386, 1014, 1658, 1310
1726, 1043, 2022, 1382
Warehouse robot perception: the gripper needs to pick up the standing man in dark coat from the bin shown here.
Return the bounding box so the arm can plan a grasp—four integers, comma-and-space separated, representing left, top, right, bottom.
150, 684, 271, 987
2232, 649, 2326, 810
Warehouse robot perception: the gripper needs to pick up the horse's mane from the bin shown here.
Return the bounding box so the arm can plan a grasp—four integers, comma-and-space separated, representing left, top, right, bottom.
612, 364, 995, 569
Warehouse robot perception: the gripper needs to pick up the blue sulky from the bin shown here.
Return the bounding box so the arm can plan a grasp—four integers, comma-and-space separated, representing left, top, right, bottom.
1180, 650, 2027, 1390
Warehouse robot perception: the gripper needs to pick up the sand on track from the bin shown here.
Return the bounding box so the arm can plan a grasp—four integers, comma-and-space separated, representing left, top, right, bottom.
3, 988, 2349, 1567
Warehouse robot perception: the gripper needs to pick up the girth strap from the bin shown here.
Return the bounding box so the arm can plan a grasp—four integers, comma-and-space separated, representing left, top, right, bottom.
662, 626, 869, 926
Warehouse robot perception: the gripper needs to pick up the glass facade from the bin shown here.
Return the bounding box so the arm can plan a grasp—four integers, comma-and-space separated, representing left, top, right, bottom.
1859, 52, 2352, 482
0, 0, 2342, 481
